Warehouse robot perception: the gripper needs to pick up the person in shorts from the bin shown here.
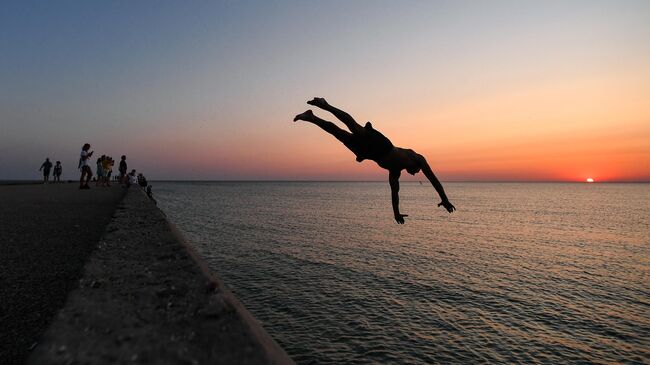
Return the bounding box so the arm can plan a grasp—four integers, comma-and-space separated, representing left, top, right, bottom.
294, 97, 455, 224
102, 156, 112, 187
79, 143, 94, 189
39, 158, 53, 184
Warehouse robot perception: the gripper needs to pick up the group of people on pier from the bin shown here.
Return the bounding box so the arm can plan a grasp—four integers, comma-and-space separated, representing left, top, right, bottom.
78, 143, 150, 190
38, 143, 151, 193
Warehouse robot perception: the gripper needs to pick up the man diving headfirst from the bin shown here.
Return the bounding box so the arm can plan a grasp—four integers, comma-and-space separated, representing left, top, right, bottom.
294, 97, 456, 224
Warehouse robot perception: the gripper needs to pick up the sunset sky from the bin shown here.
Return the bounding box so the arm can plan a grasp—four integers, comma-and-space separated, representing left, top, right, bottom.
1, 0, 649, 181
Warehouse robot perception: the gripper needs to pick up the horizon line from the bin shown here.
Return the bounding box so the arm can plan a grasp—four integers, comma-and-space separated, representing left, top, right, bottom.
1, 179, 649, 184
151, 179, 650, 183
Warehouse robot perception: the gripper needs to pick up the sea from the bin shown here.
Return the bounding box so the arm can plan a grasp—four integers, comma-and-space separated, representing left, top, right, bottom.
154, 182, 649, 364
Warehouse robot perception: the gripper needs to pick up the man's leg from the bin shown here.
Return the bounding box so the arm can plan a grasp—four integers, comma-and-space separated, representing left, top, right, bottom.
308, 98, 365, 135
294, 110, 353, 146
85, 167, 92, 185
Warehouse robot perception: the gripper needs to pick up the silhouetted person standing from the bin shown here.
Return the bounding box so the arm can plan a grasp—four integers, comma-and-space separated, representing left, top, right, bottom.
95, 156, 104, 187
53, 161, 62, 183
39, 158, 53, 184
79, 143, 94, 189
294, 97, 455, 224
119, 155, 127, 184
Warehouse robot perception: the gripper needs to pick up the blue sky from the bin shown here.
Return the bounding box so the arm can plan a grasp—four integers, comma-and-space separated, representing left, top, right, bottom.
2, 1, 649, 180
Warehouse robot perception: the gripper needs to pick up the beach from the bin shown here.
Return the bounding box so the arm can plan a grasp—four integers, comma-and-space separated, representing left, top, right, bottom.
1, 183, 292, 364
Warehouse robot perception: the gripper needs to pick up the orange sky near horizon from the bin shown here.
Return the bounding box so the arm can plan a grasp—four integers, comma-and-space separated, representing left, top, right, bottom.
2, 1, 649, 181
139, 69, 650, 182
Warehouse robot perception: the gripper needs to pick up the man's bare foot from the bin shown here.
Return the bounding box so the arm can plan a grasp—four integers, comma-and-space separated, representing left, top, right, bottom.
293, 110, 314, 122
307, 97, 328, 108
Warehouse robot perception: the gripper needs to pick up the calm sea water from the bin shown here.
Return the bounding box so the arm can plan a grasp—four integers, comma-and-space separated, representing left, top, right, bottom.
154, 182, 649, 364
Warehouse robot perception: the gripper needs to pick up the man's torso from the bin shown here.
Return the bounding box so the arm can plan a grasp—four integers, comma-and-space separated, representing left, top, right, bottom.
352, 123, 394, 163
80, 151, 88, 166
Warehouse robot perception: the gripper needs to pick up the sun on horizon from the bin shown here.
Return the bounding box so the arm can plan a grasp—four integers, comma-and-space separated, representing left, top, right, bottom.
586, 178, 595, 183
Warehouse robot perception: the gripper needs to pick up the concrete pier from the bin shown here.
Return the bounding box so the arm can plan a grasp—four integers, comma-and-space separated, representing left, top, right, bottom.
0, 183, 125, 363
0, 183, 293, 364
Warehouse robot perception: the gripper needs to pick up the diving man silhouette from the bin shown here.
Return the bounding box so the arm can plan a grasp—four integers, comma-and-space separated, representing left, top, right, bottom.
294, 97, 455, 224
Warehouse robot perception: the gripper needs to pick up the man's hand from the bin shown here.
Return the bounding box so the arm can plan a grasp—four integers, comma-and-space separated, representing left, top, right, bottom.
394, 213, 408, 224
437, 200, 456, 213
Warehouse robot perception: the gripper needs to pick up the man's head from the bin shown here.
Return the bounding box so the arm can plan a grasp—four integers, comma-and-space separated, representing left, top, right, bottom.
45, 158, 50, 162
403, 149, 423, 175
82, 143, 91, 151
121, 155, 126, 160
406, 166, 421, 175
56, 161, 60, 164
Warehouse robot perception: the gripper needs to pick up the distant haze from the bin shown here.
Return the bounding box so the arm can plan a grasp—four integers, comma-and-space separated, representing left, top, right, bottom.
1, 0, 649, 181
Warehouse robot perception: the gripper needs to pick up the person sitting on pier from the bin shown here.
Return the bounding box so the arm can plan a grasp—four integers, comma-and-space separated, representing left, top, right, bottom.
138, 173, 148, 188
294, 97, 455, 224
126, 169, 138, 188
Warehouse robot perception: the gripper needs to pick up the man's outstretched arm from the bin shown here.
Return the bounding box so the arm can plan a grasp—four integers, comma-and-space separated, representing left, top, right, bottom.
417, 155, 456, 213
389, 170, 408, 224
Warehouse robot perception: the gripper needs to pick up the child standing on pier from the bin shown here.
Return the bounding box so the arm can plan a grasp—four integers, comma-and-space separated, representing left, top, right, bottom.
53, 161, 62, 183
